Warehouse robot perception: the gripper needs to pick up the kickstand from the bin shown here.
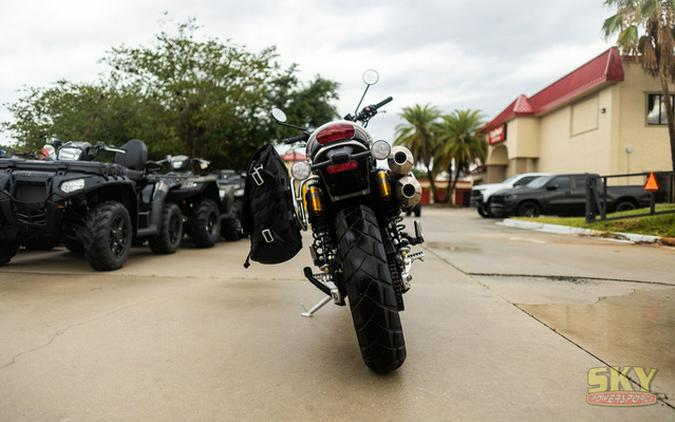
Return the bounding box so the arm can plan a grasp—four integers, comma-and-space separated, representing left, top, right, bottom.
301, 295, 332, 318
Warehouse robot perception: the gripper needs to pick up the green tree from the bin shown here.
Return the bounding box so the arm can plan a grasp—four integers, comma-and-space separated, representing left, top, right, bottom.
603, 0, 675, 170
394, 104, 442, 202
434, 109, 486, 204
2, 20, 339, 170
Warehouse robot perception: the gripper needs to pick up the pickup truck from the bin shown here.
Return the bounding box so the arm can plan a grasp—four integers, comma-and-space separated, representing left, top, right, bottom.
471, 173, 549, 217
489, 173, 652, 218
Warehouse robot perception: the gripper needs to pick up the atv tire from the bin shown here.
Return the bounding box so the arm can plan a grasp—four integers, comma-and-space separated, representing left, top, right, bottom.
189, 199, 220, 248
83, 201, 132, 271
221, 200, 243, 241
149, 203, 183, 254
336, 205, 406, 373
0, 227, 19, 266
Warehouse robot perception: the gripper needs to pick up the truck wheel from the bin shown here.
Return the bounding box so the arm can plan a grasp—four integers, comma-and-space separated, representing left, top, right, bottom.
83, 201, 132, 271
477, 201, 493, 218
22, 237, 59, 251
0, 229, 19, 266
615, 200, 636, 213
189, 199, 220, 248
149, 203, 183, 254
517, 202, 540, 218
336, 205, 406, 373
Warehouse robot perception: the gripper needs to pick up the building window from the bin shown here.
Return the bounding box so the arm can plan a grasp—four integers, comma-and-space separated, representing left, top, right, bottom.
646, 93, 675, 125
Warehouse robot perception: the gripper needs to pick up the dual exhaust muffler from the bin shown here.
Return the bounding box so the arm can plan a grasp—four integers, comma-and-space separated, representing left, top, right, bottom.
386, 146, 421, 210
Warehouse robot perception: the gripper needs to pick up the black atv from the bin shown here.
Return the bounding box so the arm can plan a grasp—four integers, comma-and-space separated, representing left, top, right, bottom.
0, 140, 184, 270
149, 156, 243, 246
215, 169, 245, 241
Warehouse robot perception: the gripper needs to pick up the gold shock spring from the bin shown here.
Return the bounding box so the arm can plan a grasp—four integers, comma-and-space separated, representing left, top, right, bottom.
375, 170, 393, 200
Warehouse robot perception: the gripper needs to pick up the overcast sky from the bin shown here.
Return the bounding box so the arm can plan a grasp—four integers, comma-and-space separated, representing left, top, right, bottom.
0, 0, 614, 145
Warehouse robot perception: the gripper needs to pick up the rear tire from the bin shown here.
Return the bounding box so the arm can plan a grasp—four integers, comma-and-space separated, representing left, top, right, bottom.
0, 227, 19, 266
517, 201, 541, 218
149, 203, 183, 254
615, 200, 636, 213
83, 201, 132, 271
188, 199, 220, 248
335, 205, 406, 373
477, 200, 493, 218
221, 200, 243, 241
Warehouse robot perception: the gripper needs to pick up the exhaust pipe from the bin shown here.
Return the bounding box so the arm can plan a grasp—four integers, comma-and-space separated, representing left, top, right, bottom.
388, 146, 414, 176
395, 174, 422, 210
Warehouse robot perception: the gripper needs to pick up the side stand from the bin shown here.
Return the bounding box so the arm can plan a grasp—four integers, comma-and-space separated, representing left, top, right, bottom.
301, 295, 332, 318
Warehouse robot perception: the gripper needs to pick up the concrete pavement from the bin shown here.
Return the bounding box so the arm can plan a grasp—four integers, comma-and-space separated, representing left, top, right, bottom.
0, 208, 673, 421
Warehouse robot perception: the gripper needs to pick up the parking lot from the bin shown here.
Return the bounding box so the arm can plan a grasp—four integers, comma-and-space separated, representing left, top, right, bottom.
1, 208, 674, 421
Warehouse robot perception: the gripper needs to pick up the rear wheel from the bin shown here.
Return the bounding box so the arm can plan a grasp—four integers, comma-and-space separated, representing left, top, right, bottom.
221, 201, 243, 241
517, 201, 541, 218
615, 200, 636, 213
83, 201, 132, 271
149, 203, 183, 254
0, 227, 19, 266
335, 205, 406, 373
189, 199, 220, 248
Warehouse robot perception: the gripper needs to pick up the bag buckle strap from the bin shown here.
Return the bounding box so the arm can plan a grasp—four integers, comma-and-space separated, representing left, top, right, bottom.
262, 229, 274, 243
252, 164, 264, 186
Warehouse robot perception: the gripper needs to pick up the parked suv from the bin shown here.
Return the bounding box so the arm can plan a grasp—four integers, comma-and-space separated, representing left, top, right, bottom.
489, 173, 652, 218
471, 173, 549, 217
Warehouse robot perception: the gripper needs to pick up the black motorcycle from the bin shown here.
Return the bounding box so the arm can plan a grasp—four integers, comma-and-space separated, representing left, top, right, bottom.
271, 70, 425, 373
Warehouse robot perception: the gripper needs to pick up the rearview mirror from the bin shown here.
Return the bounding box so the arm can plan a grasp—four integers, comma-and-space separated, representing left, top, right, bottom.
362, 69, 380, 85
271, 108, 287, 123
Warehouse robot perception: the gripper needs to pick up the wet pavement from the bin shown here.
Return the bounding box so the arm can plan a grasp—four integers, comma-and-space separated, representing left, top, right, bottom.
0, 207, 674, 421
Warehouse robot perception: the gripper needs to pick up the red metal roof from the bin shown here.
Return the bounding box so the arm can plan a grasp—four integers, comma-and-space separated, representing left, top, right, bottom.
281, 150, 307, 162
483, 48, 624, 132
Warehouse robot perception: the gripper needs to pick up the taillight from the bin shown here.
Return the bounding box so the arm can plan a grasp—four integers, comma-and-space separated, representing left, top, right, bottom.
327, 160, 359, 174
316, 123, 355, 145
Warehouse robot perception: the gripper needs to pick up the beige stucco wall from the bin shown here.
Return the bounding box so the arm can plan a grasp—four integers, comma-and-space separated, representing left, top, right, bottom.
537, 87, 615, 175
616, 62, 674, 175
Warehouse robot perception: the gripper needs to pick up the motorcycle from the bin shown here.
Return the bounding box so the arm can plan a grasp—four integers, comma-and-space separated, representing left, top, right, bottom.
271, 70, 425, 373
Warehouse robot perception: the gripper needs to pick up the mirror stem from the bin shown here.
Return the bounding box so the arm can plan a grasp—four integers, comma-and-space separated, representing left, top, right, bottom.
353, 84, 371, 117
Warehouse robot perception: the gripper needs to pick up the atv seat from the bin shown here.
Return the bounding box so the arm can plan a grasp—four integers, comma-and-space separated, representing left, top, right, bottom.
115, 139, 148, 181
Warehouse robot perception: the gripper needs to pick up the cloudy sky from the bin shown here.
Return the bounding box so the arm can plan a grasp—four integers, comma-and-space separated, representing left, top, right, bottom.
0, 0, 615, 145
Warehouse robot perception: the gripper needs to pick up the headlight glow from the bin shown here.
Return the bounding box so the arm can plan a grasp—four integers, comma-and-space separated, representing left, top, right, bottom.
291, 161, 312, 181
60, 178, 85, 193
57, 147, 82, 161
371, 140, 392, 160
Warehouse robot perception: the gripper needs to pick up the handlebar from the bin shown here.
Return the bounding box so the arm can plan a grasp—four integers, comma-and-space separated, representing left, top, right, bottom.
283, 133, 310, 144
373, 96, 393, 109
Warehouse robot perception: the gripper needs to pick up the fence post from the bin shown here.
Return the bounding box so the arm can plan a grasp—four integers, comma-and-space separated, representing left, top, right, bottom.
585, 173, 595, 223
650, 191, 656, 215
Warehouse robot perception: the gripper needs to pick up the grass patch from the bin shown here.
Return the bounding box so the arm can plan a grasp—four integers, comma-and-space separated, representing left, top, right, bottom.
514, 204, 675, 237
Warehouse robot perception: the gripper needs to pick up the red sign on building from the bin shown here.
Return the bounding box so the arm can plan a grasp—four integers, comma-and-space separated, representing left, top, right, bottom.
488, 124, 506, 145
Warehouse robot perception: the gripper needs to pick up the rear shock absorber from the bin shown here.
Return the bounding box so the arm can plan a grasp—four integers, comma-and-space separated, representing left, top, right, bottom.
306, 184, 333, 269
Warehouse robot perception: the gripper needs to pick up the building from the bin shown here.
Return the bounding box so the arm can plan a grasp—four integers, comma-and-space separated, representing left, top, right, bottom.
482, 48, 674, 183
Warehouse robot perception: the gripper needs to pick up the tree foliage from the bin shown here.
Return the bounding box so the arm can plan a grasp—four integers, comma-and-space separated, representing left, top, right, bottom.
2, 20, 339, 170
604, 0, 675, 170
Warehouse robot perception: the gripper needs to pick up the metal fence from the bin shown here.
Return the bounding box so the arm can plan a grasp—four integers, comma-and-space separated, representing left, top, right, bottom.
585, 171, 675, 223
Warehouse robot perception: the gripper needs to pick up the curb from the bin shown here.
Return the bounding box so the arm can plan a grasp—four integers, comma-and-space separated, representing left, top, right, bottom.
500, 219, 661, 244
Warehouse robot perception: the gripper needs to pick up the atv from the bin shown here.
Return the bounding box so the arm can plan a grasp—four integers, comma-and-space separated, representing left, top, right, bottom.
0, 139, 185, 270
215, 169, 245, 241
148, 156, 243, 246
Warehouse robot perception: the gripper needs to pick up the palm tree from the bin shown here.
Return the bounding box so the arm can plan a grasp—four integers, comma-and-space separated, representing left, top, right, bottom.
434, 109, 486, 204
394, 104, 442, 202
604, 0, 675, 170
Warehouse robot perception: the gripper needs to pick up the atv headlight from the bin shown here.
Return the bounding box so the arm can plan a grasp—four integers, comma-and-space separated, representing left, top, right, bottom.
57, 147, 82, 161
60, 178, 85, 193
291, 161, 312, 181
371, 140, 391, 160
